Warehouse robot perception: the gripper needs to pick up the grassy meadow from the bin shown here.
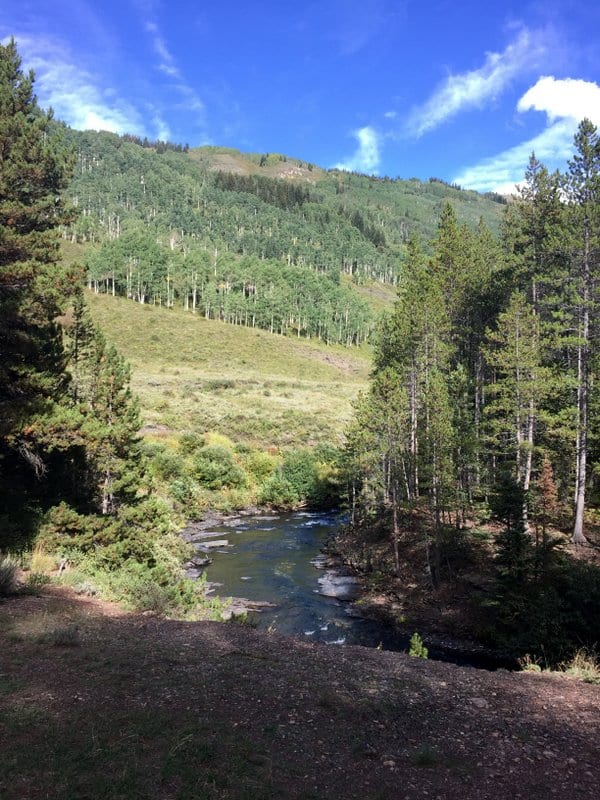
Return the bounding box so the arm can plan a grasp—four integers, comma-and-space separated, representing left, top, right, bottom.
86, 292, 372, 451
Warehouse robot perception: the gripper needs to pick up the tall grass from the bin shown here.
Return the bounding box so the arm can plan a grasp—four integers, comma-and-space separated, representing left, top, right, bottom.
86, 292, 370, 450
0, 554, 19, 596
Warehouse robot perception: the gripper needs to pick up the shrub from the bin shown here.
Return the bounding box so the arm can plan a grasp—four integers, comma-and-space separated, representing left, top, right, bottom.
259, 448, 341, 509
24, 572, 51, 594
178, 431, 204, 455
561, 650, 600, 684
243, 450, 278, 484
0, 554, 19, 596
258, 474, 300, 508
151, 447, 184, 481
38, 503, 103, 552
170, 475, 199, 505
193, 445, 247, 489
92, 498, 176, 568
409, 632, 428, 658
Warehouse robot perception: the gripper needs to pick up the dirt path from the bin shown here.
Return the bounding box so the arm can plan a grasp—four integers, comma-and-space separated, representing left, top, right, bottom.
1, 586, 599, 799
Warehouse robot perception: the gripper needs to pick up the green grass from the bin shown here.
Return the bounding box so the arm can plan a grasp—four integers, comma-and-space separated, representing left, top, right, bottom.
86, 292, 370, 449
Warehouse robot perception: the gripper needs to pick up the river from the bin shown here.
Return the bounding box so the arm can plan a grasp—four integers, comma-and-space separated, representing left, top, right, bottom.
183, 509, 508, 668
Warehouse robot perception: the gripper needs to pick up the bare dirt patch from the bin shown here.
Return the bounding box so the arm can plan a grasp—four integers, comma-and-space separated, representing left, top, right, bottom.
1, 585, 599, 799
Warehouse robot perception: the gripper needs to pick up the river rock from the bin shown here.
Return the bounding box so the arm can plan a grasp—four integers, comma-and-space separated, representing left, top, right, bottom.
188, 530, 229, 541
194, 539, 230, 551
311, 554, 340, 570
188, 556, 212, 568
221, 598, 277, 620
183, 567, 204, 580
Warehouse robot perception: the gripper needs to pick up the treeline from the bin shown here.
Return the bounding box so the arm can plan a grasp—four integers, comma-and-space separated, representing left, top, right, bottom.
85, 231, 374, 345
343, 124, 600, 662
120, 133, 190, 154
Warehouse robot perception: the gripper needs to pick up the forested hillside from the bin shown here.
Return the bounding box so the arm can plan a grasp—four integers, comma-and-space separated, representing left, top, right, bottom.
57, 128, 505, 344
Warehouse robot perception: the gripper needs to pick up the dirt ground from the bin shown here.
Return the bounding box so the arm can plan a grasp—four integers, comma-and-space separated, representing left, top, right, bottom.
1, 585, 599, 800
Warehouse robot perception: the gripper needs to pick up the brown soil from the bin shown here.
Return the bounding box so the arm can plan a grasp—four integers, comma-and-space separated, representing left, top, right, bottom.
1, 585, 599, 800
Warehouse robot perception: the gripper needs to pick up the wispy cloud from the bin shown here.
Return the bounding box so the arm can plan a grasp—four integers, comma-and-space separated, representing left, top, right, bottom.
453, 119, 576, 193
9, 34, 146, 135
142, 18, 204, 114
334, 126, 381, 173
406, 28, 548, 137
145, 20, 181, 79
453, 77, 600, 193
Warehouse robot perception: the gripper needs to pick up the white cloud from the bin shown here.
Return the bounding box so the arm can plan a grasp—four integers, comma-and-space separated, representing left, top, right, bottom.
11, 34, 146, 135
453, 76, 600, 193
334, 126, 381, 173
145, 21, 182, 80
517, 76, 600, 126
406, 29, 547, 137
453, 118, 576, 193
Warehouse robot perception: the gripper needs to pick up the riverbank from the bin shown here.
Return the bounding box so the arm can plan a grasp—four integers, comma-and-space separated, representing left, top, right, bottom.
1, 584, 599, 800
329, 511, 600, 668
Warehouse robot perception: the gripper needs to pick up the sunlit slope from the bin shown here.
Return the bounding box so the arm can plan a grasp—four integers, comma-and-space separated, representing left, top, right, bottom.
87, 292, 370, 448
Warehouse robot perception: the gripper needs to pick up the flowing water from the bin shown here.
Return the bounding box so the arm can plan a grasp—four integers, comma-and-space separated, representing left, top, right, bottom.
189, 510, 508, 667
200, 510, 369, 646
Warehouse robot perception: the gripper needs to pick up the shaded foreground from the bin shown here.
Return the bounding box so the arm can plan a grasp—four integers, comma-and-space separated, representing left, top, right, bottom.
1, 587, 599, 800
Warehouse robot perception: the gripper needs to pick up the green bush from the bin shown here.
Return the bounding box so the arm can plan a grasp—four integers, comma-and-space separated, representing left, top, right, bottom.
243, 450, 278, 484
409, 632, 428, 658
151, 448, 184, 481
169, 475, 199, 505
178, 431, 204, 455
38, 503, 104, 552
193, 445, 247, 490
258, 474, 300, 508
259, 448, 341, 508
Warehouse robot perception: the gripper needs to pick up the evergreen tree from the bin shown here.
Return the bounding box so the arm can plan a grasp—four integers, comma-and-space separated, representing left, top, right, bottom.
483, 291, 550, 502
83, 330, 144, 515
564, 120, 600, 543
0, 39, 75, 539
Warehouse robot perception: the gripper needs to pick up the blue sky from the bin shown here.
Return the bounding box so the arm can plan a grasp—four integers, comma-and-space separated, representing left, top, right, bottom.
3, 0, 600, 192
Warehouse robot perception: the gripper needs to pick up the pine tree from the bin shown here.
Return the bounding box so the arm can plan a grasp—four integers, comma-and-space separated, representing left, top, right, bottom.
0, 39, 75, 538
82, 330, 143, 515
564, 120, 600, 544
483, 291, 551, 515
506, 154, 564, 311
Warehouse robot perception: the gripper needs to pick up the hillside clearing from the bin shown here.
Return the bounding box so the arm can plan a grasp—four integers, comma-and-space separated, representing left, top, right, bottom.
85, 292, 370, 448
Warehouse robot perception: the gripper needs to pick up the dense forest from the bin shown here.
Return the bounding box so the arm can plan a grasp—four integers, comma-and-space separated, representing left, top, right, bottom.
342, 133, 600, 661
0, 40, 197, 612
